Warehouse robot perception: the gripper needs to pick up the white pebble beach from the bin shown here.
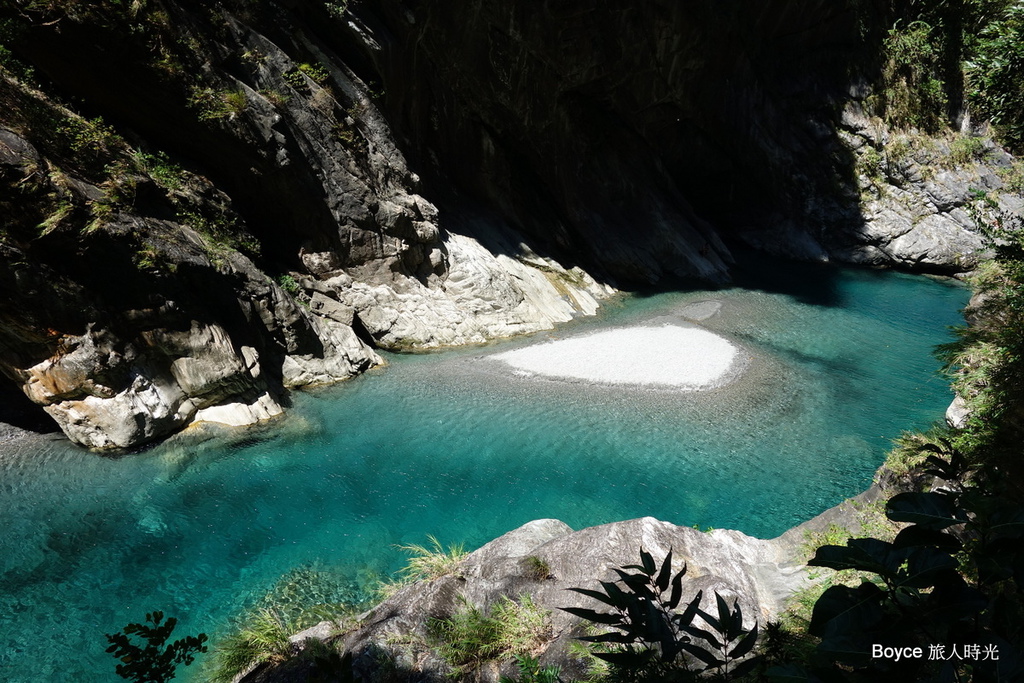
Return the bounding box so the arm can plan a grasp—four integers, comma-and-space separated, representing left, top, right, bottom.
490, 324, 741, 389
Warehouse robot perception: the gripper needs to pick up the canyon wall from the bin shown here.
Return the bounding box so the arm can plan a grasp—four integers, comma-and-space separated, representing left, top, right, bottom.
0, 0, 1018, 448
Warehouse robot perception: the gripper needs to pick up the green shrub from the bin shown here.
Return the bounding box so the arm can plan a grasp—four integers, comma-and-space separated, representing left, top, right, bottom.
259, 88, 291, 108
208, 563, 359, 682
277, 273, 301, 295
298, 62, 330, 85
132, 150, 184, 190
395, 535, 467, 582
800, 524, 851, 562
872, 20, 947, 131
57, 115, 122, 157
209, 608, 291, 683
428, 595, 551, 676
858, 145, 883, 181
948, 135, 989, 166
324, 1, 349, 19
499, 654, 561, 683
177, 208, 259, 256
998, 159, 1024, 194
799, 475, 1024, 680
966, 3, 1024, 152
376, 535, 468, 600
284, 62, 330, 91
37, 200, 73, 235
188, 87, 248, 121
883, 428, 958, 482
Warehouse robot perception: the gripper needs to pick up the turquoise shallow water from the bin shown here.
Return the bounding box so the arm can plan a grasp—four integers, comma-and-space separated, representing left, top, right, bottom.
0, 261, 967, 681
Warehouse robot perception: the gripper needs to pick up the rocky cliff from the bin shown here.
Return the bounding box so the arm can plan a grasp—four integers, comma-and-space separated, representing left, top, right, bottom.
0, 0, 1020, 448
0, 0, 609, 449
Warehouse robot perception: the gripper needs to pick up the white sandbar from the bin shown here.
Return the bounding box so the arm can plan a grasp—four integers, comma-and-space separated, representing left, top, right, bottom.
490, 325, 740, 389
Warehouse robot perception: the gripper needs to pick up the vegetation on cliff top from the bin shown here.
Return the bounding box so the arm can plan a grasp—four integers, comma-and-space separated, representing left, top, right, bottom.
865, 0, 1024, 152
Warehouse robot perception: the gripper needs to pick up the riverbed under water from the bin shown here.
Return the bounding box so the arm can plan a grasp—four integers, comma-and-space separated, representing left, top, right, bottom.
0, 260, 968, 681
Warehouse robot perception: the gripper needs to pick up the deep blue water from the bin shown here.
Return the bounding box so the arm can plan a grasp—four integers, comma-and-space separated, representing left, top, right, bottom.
0, 262, 968, 681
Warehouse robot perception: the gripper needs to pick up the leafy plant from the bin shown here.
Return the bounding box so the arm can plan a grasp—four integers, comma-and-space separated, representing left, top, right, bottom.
133, 150, 184, 190
105, 611, 208, 683
784, 458, 1024, 681
37, 200, 73, 235
259, 88, 291, 108
998, 159, 1024, 194
284, 62, 330, 91
499, 653, 561, 683
966, 2, 1024, 152
277, 273, 301, 295
298, 62, 330, 85
188, 87, 248, 121
949, 135, 990, 166
871, 20, 947, 131
563, 548, 759, 682
177, 208, 258, 256
428, 594, 551, 676
938, 216, 1024, 483
858, 145, 883, 182
208, 563, 360, 682
324, 1, 350, 19
135, 245, 175, 273
376, 535, 468, 600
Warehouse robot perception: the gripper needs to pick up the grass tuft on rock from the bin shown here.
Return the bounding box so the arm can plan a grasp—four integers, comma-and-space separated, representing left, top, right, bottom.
428, 594, 551, 677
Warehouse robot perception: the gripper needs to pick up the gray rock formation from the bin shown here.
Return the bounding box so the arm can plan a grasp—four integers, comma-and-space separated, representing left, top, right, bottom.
946, 394, 971, 429
0, 4, 613, 448
240, 517, 809, 682
0, 109, 384, 448
825, 108, 1021, 271
0, 149, 381, 449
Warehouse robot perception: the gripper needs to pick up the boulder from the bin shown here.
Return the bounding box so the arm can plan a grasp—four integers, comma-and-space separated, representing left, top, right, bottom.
946, 394, 971, 429
249, 517, 809, 683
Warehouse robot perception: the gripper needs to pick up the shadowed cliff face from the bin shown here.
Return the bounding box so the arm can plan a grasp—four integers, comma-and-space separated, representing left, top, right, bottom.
351, 0, 865, 279
0, 0, 1012, 447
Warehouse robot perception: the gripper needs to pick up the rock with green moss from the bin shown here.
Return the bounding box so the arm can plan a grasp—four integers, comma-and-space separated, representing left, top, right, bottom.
242, 517, 808, 683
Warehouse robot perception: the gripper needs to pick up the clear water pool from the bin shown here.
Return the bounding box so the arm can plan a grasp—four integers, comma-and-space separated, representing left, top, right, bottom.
0, 260, 968, 681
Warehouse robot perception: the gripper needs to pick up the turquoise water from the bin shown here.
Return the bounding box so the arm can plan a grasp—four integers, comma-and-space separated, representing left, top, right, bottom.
0, 262, 967, 681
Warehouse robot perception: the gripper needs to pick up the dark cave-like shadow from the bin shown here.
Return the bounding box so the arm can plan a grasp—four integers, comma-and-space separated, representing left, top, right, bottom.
0, 382, 60, 435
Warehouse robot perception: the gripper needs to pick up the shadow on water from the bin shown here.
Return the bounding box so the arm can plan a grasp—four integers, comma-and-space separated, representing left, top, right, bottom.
727, 250, 846, 307
623, 249, 848, 308
0, 383, 59, 435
